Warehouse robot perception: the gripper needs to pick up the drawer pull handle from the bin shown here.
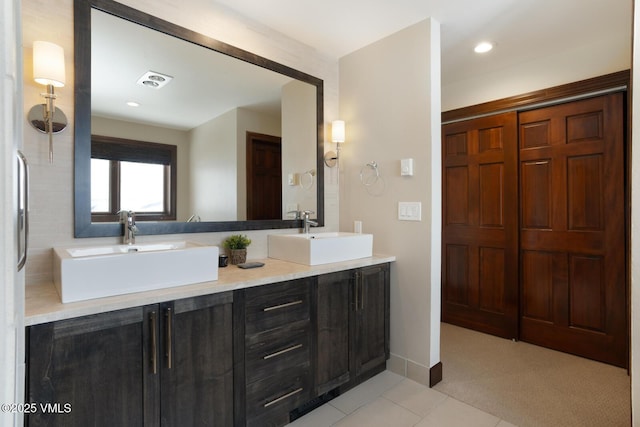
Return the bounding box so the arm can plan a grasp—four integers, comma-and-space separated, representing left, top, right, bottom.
263, 387, 304, 408
263, 344, 303, 360
263, 300, 303, 312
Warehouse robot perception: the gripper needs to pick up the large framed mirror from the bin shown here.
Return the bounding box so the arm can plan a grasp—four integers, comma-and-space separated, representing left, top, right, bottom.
74, 0, 324, 237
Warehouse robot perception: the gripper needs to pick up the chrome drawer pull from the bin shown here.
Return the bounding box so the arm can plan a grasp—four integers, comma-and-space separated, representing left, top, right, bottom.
263, 344, 303, 360
263, 300, 303, 312
263, 387, 303, 408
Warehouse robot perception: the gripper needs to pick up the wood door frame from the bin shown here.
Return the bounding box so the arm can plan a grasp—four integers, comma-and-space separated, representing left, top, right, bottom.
442, 70, 631, 368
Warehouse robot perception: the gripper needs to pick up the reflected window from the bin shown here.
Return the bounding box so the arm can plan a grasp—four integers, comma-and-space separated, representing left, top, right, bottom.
91, 135, 177, 222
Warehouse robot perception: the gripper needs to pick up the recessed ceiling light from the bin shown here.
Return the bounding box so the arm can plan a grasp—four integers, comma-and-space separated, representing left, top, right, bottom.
126, 101, 140, 107
474, 42, 493, 54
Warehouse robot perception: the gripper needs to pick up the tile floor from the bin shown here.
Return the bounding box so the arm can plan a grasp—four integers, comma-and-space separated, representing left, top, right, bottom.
288, 371, 517, 427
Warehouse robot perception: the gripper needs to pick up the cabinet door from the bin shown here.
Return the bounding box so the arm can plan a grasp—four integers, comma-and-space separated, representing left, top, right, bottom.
27, 306, 158, 427
354, 264, 390, 378
160, 292, 234, 427
316, 270, 352, 394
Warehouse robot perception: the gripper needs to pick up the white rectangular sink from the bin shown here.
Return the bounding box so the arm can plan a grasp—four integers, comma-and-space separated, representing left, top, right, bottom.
53, 241, 219, 303
268, 232, 373, 266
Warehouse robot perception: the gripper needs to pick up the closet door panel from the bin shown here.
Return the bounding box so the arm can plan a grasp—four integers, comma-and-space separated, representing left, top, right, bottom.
519, 93, 626, 368
442, 112, 518, 339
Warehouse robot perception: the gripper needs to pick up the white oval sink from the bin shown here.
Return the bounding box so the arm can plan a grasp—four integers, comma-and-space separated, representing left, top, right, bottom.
268, 232, 373, 265
53, 241, 218, 303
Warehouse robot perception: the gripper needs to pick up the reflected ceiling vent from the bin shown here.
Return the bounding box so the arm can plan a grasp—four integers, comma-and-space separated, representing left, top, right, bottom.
136, 70, 173, 89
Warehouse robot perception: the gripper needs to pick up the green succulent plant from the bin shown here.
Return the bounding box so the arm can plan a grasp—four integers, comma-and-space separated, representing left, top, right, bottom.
223, 234, 252, 250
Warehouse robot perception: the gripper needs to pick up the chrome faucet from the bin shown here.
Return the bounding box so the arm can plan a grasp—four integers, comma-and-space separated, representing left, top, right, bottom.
118, 210, 139, 245
301, 210, 318, 234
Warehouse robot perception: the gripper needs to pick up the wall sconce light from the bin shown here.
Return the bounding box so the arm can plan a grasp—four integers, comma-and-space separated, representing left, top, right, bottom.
27, 41, 68, 163
324, 120, 345, 168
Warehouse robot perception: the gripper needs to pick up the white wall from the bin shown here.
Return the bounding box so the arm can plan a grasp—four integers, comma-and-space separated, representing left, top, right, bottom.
339, 19, 441, 384
21, 0, 339, 286
2, 0, 25, 424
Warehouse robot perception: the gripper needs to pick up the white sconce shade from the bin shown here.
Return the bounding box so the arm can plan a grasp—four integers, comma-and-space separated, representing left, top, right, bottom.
325, 120, 346, 168
33, 41, 66, 87
332, 120, 345, 143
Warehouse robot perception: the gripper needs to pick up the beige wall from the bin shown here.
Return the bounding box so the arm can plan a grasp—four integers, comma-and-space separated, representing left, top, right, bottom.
282, 80, 317, 217
21, 0, 339, 286
189, 109, 238, 220
339, 19, 441, 382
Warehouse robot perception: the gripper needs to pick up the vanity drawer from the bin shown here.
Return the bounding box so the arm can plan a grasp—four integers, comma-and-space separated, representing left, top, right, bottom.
246, 367, 312, 427
244, 278, 311, 334
245, 325, 310, 384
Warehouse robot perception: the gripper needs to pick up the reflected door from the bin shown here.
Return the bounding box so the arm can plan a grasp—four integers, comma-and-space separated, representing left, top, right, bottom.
246, 132, 282, 220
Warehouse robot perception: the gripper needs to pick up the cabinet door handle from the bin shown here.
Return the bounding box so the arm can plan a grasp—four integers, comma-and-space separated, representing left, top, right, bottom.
263, 387, 303, 408
149, 311, 158, 374
263, 300, 303, 312
165, 307, 172, 370
16, 151, 29, 272
263, 344, 303, 360
354, 271, 362, 311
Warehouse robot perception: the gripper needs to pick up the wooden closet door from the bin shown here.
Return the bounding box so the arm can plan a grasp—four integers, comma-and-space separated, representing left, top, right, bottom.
518, 93, 626, 367
442, 112, 519, 339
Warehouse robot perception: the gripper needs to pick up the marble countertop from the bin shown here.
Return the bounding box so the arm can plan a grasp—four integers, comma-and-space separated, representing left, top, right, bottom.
25, 255, 395, 326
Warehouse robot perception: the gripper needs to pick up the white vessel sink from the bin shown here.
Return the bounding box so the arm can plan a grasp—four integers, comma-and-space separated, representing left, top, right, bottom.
53, 241, 219, 303
268, 232, 373, 266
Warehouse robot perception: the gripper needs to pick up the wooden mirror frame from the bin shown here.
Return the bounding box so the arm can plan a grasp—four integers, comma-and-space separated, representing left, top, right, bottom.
74, 0, 324, 237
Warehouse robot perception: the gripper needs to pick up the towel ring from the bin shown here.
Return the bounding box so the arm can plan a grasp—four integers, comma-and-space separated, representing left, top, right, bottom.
360, 161, 380, 186
300, 169, 316, 190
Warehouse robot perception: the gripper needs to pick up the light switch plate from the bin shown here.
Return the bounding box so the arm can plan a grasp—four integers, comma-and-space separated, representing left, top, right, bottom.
398, 202, 422, 221
401, 158, 414, 176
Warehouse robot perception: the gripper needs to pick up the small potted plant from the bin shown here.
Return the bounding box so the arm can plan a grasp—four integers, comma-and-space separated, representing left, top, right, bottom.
223, 234, 252, 265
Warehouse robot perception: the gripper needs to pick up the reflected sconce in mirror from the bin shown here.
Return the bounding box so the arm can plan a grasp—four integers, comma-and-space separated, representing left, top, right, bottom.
27, 41, 68, 163
324, 120, 345, 168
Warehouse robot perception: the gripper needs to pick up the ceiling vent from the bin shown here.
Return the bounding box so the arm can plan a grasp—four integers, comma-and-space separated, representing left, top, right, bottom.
136, 71, 173, 89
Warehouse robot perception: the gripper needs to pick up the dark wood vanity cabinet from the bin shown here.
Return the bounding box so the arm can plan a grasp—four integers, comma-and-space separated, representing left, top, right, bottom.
316, 264, 390, 395
26, 292, 234, 427
316, 270, 352, 394
160, 293, 234, 426
353, 264, 390, 378
235, 278, 314, 427
26, 263, 390, 427
27, 306, 152, 426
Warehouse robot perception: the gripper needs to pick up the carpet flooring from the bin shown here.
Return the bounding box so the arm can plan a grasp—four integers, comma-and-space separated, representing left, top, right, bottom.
434, 323, 631, 427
